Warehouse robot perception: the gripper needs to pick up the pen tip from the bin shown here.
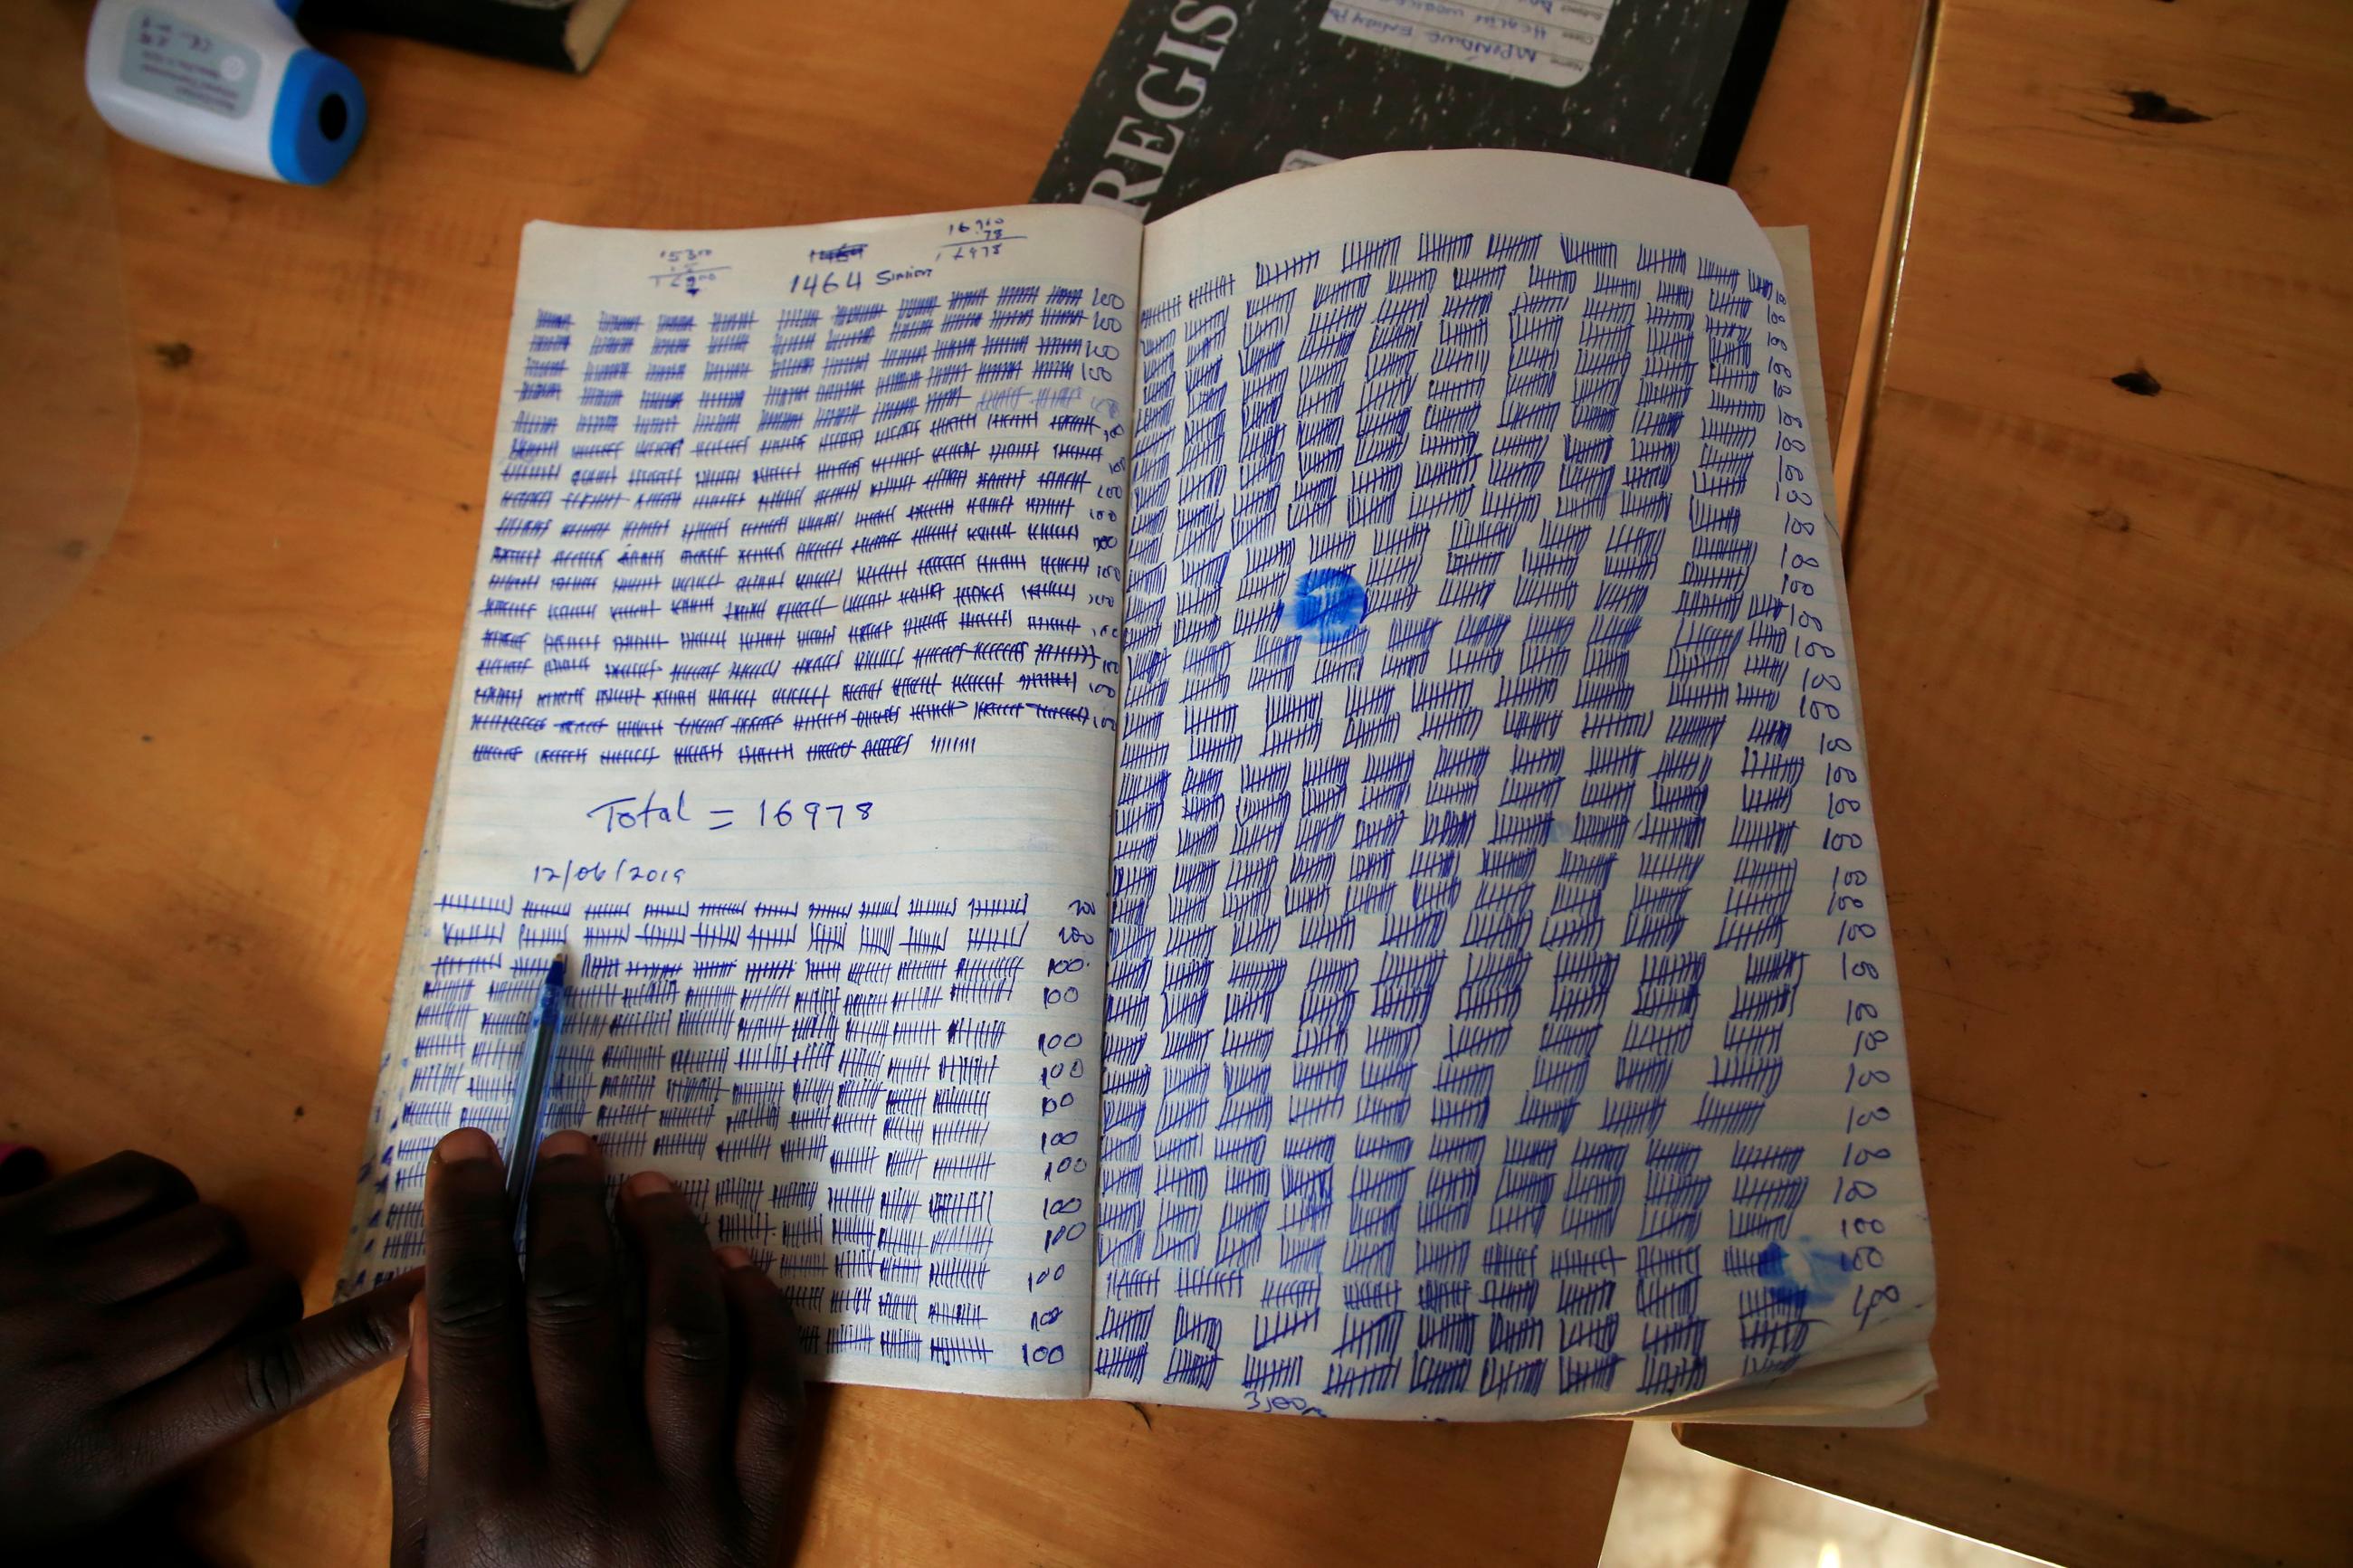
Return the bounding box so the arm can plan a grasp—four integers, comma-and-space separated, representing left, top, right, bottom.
547, 955, 566, 985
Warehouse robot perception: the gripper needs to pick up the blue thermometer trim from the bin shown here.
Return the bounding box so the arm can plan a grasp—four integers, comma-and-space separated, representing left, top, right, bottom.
269, 48, 366, 183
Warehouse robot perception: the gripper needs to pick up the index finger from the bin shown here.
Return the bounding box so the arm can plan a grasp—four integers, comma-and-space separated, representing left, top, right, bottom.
4, 1149, 195, 1238
107, 1269, 423, 1489
423, 1126, 538, 1478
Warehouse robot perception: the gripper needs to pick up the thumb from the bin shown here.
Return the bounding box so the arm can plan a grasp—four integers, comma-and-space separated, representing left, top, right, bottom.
111, 1269, 424, 1471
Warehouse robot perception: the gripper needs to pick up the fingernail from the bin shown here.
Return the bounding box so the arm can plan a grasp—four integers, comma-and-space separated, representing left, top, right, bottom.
623, 1170, 672, 1200
716, 1245, 753, 1269
538, 1129, 595, 1159
434, 1127, 500, 1165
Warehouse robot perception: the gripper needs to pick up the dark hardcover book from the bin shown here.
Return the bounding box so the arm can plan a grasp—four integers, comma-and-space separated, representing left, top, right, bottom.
308, 0, 633, 73
1034, 0, 1784, 219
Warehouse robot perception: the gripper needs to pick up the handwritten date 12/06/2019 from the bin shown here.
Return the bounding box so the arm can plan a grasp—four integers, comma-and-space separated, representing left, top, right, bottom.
585, 788, 873, 835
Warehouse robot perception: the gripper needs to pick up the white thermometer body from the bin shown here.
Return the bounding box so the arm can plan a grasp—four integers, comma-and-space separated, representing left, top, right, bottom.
87, 0, 367, 185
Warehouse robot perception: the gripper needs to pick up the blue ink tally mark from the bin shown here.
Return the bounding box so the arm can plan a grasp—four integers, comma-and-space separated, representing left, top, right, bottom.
1290, 567, 1367, 643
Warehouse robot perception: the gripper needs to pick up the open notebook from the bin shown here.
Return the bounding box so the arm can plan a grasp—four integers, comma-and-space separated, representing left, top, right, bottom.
339, 151, 1937, 1423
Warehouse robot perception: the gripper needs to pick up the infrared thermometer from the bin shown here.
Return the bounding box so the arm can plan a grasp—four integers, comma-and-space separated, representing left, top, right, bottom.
86, 0, 367, 185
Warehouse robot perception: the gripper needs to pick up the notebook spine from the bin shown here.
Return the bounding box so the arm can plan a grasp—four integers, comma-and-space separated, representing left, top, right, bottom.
308, 0, 618, 74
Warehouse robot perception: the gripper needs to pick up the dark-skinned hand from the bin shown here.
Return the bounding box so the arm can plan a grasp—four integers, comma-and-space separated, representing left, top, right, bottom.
0, 1145, 423, 1552
390, 1126, 805, 1568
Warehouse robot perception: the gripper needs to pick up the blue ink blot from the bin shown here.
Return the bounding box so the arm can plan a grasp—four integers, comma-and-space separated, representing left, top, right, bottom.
1805, 1246, 1855, 1299
1759, 1238, 1847, 1309
1756, 1241, 1810, 1308
1290, 567, 1367, 643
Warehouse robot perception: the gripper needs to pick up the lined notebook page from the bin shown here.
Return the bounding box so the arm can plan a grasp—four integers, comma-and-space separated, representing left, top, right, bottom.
1094, 151, 1934, 1418
339, 207, 1140, 1398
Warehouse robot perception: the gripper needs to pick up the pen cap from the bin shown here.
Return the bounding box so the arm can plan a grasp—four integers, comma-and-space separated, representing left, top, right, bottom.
86, 0, 367, 185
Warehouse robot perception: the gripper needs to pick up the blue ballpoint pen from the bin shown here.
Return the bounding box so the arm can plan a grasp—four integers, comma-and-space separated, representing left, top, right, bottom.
502, 955, 567, 1251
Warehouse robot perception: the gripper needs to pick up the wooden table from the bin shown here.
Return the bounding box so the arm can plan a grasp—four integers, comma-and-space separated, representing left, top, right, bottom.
0, 1, 1921, 1563
1681, 2, 2353, 1564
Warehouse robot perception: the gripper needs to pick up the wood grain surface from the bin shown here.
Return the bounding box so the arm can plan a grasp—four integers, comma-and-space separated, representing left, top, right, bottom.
0, 1, 1918, 1563
1681, 3, 2353, 1564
